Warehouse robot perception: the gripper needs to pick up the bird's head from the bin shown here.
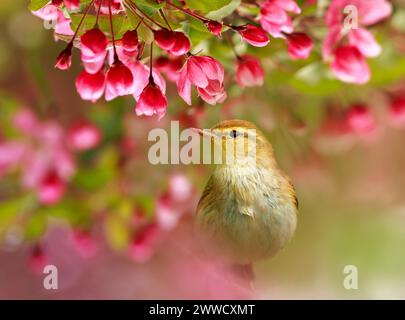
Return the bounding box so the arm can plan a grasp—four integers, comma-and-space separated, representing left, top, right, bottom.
193, 120, 275, 168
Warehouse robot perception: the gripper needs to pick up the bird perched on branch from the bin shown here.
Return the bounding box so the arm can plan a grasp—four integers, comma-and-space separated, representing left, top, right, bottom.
194, 120, 298, 285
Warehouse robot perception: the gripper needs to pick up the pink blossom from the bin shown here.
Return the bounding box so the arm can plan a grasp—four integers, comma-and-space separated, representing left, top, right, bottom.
95, 0, 124, 15
326, 0, 392, 28
55, 44, 73, 70
136, 82, 167, 120
286, 32, 314, 60
31, 3, 58, 20
13, 109, 39, 135
156, 194, 180, 230
63, 0, 80, 10
156, 174, 196, 230
128, 224, 160, 263
121, 30, 139, 59
346, 104, 376, 134
0, 142, 26, 175
331, 45, 370, 84
348, 28, 381, 58
105, 62, 134, 101
67, 120, 102, 151
323, 0, 392, 83
388, 98, 405, 128
38, 170, 66, 205
80, 28, 108, 74
168, 174, 193, 203
177, 55, 226, 105
236, 55, 264, 88
154, 29, 190, 56
127, 60, 166, 101
259, 0, 300, 38
75, 70, 106, 102
322, 25, 343, 59
55, 10, 74, 36
2, 110, 81, 205
154, 56, 183, 82
235, 25, 270, 47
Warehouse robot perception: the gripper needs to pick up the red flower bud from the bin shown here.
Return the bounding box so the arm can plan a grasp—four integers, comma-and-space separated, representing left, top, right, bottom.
154, 29, 190, 56
80, 28, 108, 73
67, 120, 102, 151
136, 81, 167, 120
122, 29, 138, 53
389, 98, 405, 127
75, 70, 106, 102
38, 170, 66, 205
332, 45, 370, 85
286, 32, 313, 60
205, 21, 223, 38
236, 24, 270, 47
55, 43, 73, 70
346, 104, 376, 134
63, 0, 80, 10
105, 62, 134, 101
51, 0, 64, 6
236, 55, 265, 88
80, 28, 108, 57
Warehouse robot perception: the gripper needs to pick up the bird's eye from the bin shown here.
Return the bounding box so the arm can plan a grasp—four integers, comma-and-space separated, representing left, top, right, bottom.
230, 130, 238, 138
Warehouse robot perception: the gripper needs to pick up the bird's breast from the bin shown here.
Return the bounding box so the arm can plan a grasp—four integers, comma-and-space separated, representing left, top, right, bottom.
196, 166, 297, 264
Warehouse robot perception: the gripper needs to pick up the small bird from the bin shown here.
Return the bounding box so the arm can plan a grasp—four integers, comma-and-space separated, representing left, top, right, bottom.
195, 120, 298, 281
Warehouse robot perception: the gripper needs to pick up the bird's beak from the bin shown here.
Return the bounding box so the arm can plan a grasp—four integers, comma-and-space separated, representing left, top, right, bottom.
192, 128, 218, 139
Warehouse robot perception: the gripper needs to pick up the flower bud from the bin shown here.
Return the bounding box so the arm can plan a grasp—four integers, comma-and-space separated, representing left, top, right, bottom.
331, 45, 370, 84
122, 30, 139, 54
38, 170, 66, 205
286, 32, 313, 60
55, 43, 73, 70
67, 120, 102, 151
236, 55, 265, 88
75, 70, 106, 102
154, 29, 190, 56
205, 21, 223, 38
236, 24, 270, 47
136, 81, 167, 120
105, 62, 134, 101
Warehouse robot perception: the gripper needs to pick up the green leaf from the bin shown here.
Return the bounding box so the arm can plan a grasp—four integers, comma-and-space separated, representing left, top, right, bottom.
25, 213, 48, 241
184, 0, 233, 14
73, 166, 115, 190
105, 215, 130, 250
28, 0, 49, 11
70, 14, 128, 38
207, 0, 241, 20
136, 0, 165, 11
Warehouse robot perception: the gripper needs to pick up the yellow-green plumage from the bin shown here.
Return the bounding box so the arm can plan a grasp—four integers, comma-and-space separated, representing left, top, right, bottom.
196, 120, 298, 265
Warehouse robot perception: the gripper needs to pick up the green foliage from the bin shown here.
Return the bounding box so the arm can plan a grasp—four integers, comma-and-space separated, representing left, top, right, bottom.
28, 0, 49, 11
184, 0, 234, 14
70, 14, 130, 38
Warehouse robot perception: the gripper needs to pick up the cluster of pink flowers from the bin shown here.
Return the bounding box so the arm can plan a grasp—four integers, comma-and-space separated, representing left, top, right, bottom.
315, 94, 405, 153
31, 0, 317, 120
31, 1, 395, 117
323, 0, 392, 84
128, 174, 197, 262
0, 108, 101, 205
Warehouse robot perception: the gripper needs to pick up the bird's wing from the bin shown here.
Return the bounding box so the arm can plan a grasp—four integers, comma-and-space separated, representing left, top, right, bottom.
284, 175, 299, 210
196, 176, 215, 216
